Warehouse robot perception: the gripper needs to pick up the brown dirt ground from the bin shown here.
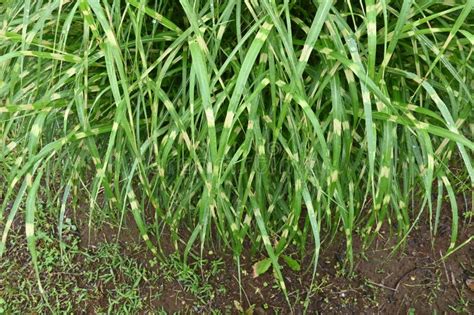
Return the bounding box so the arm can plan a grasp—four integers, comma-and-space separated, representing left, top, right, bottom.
1, 197, 473, 314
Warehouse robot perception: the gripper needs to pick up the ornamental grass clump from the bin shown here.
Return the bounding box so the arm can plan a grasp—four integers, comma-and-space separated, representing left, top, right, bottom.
0, 0, 472, 295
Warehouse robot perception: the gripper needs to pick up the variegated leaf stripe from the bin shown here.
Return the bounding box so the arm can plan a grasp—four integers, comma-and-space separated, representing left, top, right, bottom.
127, 0, 182, 34
0, 50, 82, 63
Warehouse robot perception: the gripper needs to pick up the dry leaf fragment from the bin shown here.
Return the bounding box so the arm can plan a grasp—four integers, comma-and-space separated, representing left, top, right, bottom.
466, 278, 474, 292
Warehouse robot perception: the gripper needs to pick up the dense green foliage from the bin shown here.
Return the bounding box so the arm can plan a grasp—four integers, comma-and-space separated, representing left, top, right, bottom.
0, 0, 473, 296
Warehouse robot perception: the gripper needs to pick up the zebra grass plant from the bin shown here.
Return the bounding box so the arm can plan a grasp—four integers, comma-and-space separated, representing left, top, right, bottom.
0, 0, 472, 299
